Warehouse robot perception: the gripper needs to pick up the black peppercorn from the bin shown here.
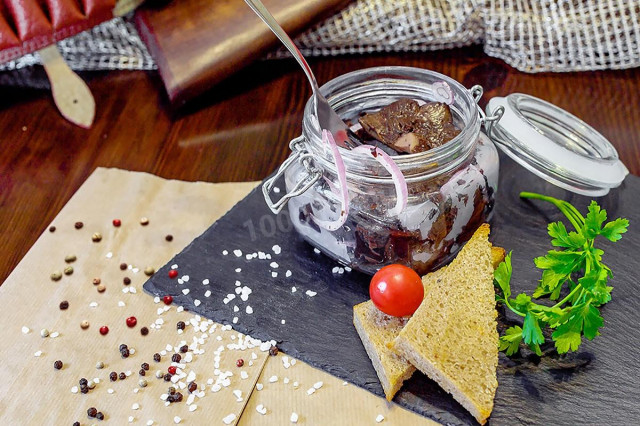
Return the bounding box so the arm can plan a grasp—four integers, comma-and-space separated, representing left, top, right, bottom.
49, 226, 56, 232
176, 321, 185, 330
119, 344, 128, 351
165, 234, 173, 242
236, 359, 244, 367
174, 392, 183, 402
168, 386, 176, 395
180, 345, 188, 353
59, 301, 69, 310
87, 407, 97, 417
74, 221, 83, 229
153, 353, 161, 362
123, 277, 131, 285
80, 386, 89, 394
119, 262, 127, 270
54, 360, 63, 370
188, 381, 197, 393
141, 362, 149, 371
96, 412, 104, 421
79, 378, 88, 387
109, 371, 117, 381
171, 353, 181, 363
73, 422, 80, 426
120, 348, 130, 358
140, 327, 149, 336
269, 345, 279, 356
163, 373, 171, 382
119, 372, 126, 380
139, 369, 145, 376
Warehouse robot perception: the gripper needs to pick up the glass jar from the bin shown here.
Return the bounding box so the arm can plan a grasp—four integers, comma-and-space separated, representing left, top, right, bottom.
270, 67, 500, 276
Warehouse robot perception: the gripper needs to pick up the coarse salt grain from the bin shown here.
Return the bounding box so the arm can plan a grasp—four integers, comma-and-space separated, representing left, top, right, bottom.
154, 296, 160, 303
108, 388, 114, 394
34, 351, 42, 357
246, 306, 253, 314
173, 416, 181, 424
270, 262, 279, 268
232, 317, 238, 324
147, 421, 154, 425
21, 326, 30, 334
290, 412, 299, 423
233, 250, 242, 257
222, 413, 236, 424
106, 252, 113, 258
240, 371, 248, 379
177, 306, 184, 312
171, 264, 178, 270
204, 290, 211, 297
273, 186, 281, 193
271, 272, 278, 278
71, 386, 78, 394
233, 306, 239, 312
132, 403, 140, 410
375, 414, 385, 423
194, 299, 201, 307
91, 301, 99, 307
189, 405, 197, 412
281, 319, 286, 325
256, 383, 263, 390
182, 289, 190, 295
128, 416, 134, 423
306, 388, 316, 395
313, 381, 323, 389
284, 377, 290, 384
313, 248, 321, 254
306, 290, 317, 297
291, 287, 297, 293
118, 301, 126, 307
222, 250, 228, 255
269, 375, 278, 383
285, 270, 292, 277
235, 268, 242, 272
293, 381, 299, 388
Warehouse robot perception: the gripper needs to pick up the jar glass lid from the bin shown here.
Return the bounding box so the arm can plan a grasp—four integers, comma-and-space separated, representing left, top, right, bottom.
486, 93, 628, 196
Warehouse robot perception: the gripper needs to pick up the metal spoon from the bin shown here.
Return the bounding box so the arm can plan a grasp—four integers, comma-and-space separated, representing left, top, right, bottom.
244, 0, 359, 148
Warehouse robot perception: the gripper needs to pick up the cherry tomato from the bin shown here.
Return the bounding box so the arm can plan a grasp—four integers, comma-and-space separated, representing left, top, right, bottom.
369, 264, 424, 317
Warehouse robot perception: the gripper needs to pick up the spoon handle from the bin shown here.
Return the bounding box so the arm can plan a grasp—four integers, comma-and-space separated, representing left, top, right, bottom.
243, 0, 319, 92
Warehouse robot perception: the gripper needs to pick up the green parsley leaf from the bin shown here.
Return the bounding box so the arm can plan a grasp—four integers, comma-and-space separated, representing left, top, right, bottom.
583, 201, 607, 238
600, 218, 629, 242
533, 269, 567, 299
512, 293, 532, 313
499, 326, 523, 356
494, 252, 512, 300
578, 268, 611, 306
522, 312, 545, 347
552, 302, 603, 353
534, 250, 583, 275
548, 221, 586, 248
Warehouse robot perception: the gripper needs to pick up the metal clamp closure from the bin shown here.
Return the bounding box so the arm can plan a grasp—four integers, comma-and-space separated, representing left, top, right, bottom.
469, 84, 505, 138
262, 136, 323, 214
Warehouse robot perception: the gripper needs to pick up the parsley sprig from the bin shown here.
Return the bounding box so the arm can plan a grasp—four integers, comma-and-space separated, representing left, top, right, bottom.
494, 192, 629, 356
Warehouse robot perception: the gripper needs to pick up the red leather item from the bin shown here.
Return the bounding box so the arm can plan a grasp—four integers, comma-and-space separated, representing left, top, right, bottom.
83, 0, 114, 17
0, 0, 116, 64
5, 0, 52, 40
0, 5, 20, 50
46, 0, 85, 30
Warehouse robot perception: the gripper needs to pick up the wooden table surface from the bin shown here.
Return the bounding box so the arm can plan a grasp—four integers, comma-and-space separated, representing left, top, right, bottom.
1, 46, 639, 284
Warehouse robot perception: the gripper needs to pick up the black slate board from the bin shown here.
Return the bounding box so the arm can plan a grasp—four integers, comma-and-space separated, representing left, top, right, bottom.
144, 154, 640, 425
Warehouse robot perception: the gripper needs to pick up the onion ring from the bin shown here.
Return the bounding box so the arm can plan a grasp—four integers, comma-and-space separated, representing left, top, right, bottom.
310, 130, 350, 231
352, 145, 408, 216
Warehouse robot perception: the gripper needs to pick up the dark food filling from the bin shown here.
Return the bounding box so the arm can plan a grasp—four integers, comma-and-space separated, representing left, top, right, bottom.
357, 98, 460, 154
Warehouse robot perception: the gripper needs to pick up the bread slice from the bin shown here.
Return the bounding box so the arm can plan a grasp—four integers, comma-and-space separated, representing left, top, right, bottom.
390, 224, 499, 424
353, 300, 416, 400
